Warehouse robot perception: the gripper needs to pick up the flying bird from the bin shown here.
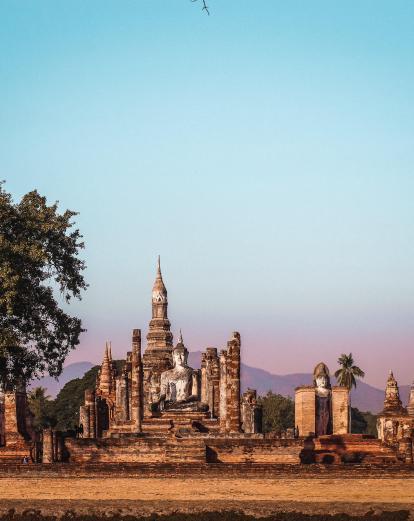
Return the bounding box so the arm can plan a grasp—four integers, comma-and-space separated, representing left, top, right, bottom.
191, 0, 210, 16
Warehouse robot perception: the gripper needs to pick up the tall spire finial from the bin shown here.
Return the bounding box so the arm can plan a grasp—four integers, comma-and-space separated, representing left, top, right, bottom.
179, 329, 183, 344
104, 341, 109, 361
148, 256, 173, 350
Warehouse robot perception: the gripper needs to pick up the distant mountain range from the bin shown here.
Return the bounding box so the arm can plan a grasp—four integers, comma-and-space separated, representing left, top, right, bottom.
29, 362, 94, 398
29, 352, 411, 414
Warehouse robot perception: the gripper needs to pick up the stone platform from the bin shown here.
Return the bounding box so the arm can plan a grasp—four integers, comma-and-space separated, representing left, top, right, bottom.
1, 433, 403, 466
56, 433, 402, 466
0, 439, 34, 464
302, 434, 401, 464
105, 411, 220, 437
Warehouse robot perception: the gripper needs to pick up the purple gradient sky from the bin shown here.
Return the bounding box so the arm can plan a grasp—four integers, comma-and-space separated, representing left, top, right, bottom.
1, 1, 414, 389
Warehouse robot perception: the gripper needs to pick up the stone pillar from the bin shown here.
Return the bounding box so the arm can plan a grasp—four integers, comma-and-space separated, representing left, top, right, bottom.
0, 388, 5, 446
131, 329, 143, 432
115, 373, 129, 423
332, 387, 350, 434
201, 353, 207, 403
122, 371, 130, 421
241, 389, 263, 434
54, 432, 63, 462
204, 348, 220, 418
4, 391, 20, 444
398, 437, 413, 464
192, 369, 200, 399
295, 387, 316, 437
85, 389, 96, 438
407, 381, 414, 417
80, 405, 90, 438
42, 428, 54, 463
227, 332, 241, 433
219, 350, 228, 433
53, 431, 59, 461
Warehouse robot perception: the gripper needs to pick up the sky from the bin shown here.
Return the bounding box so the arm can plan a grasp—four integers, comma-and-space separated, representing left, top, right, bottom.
1, 1, 413, 389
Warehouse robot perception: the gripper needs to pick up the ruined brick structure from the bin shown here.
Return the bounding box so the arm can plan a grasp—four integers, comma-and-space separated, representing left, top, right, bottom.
295, 363, 350, 437
5, 259, 412, 467
377, 371, 414, 462
78, 259, 260, 445
0, 385, 37, 462
63, 261, 409, 466
241, 389, 262, 434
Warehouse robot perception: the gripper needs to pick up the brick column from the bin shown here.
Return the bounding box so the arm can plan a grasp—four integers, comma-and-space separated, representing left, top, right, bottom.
332, 387, 350, 434
85, 389, 96, 438
227, 332, 241, 433
80, 405, 90, 438
295, 387, 316, 437
200, 353, 207, 403
42, 428, 54, 463
4, 391, 20, 444
0, 389, 5, 446
131, 329, 143, 432
219, 350, 228, 433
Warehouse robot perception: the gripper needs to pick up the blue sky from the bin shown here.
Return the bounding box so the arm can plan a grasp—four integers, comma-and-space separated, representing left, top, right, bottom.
1, 1, 413, 388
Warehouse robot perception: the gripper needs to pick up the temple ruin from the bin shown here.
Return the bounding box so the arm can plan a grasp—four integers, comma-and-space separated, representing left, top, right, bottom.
1, 259, 414, 466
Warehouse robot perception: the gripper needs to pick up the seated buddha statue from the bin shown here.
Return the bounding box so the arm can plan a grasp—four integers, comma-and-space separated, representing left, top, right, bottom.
153, 332, 208, 413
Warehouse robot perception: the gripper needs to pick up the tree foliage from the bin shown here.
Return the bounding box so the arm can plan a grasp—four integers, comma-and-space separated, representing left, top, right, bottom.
258, 391, 294, 434
334, 353, 365, 390
351, 407, 378, 437
51, 361, 124, 430
27, 386, 56, 431
52, 366, 99, 430
0, 183, 87, 388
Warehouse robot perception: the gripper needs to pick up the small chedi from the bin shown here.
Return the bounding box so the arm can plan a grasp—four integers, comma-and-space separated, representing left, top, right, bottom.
295, 362, 350, 436
377, 371, 414, 457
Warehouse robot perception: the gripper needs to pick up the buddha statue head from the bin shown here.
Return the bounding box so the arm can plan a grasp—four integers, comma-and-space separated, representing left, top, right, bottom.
172, 330, 188, 370
313, 362, 331, 397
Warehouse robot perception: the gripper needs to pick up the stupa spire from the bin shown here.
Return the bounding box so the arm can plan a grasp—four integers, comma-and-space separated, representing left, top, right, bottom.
99, 342, 114, 395
383, 370, 405, 414
146, 257, 173, 351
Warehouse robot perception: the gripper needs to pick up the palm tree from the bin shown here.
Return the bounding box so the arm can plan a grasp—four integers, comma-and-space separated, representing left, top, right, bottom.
334, 353, 365, 433
28, 386, 55, 431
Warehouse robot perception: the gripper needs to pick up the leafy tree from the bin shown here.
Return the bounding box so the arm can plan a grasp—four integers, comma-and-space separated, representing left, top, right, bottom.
27, 386, 56, 430
258, 391, 294, 434
351, 407, 378, 437
334, 353, 365, 433
0, 183, 87, 388
51, 361, 124, 430
52, 366, 100, 430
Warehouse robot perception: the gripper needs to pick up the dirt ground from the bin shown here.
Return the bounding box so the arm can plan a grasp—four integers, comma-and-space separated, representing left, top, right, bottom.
0, 476, 414, 503
1, 474, 414, 519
